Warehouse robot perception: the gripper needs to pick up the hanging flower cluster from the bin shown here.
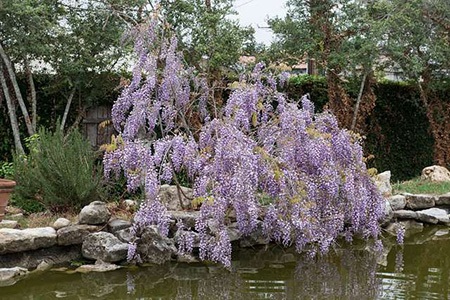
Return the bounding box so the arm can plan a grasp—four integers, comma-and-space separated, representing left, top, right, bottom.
104, 17, 384, 267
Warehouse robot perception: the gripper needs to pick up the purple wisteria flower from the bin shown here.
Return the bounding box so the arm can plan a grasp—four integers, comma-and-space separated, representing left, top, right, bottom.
104, 15, 385, 267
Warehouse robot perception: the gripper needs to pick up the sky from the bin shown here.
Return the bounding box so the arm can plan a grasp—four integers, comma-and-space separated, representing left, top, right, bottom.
233, 0, 287, 45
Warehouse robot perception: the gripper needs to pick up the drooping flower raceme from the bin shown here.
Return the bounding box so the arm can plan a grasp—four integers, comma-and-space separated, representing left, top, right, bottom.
104, 17, 385, 267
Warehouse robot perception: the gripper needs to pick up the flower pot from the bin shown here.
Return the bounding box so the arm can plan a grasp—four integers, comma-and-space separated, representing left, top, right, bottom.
0, 179, 16, 222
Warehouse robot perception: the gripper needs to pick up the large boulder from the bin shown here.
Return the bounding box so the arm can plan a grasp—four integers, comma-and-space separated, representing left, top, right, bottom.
0, 267, 28, 287
0, 220, 18, 229
107, 219, 132, 234
82, 232, 128, 263
435, 193, 450, 206
385, 220, 423, 238
421, 165, 450, 182
375, 171, 392, 197
393, 210, 418, 220
79, 201, 111, 225
416, 208, 450, 225
114, 228, 133, 243
158, 185, 192, 211
0, 245, 81, 269
75, 260, 121, 273
168, 211, 200, 229
53, 218, 71, 230
405, 193, 436, 210
57, 224, 101, 246
380, 199, 394, 226
136, 226, 177, 264
0, 227, 56, 254
387, 195, 406, 211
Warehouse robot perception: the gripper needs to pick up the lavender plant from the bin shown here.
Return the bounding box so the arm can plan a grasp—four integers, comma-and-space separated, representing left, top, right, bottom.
104, 16, 384, 267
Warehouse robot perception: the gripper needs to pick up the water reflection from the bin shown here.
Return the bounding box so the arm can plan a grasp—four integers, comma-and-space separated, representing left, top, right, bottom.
2, 230, 450, 299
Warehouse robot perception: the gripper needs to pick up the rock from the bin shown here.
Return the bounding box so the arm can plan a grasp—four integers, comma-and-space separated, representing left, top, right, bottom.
8, 213, 24, 220
385, 220, 423, 238
0, 220, 18, 229
123, 199, 137, 209
0, 267, 28, 287
82, 232, 128, 263
57, 224, 101, 246
79, 201, 111, 225
227, 223, 242, 242
435, 193, 450, 206
158, 185, 192, 211
137, 226, 177, 264
380, 199, 394, 226
168, 210, 200, 229
239, 221, 269, 248
434, 229, 449, 237
375, 171, 392, 196
0, 245, 81, 269
421, 165, 450, 182
75, 260, 121, 273
405, 193, 436, 210
114, 227, 133, 243
174, 228, 200, 249
0, 227, 57, 254
107, 219, 132, 233
416, 208, 450, 224
393, 210, 418, 219
416, 212, 439, 224
53, 218, 71, 230
177, 254, 199, 263
388, 195, 406, 211
35, 261, 53, 272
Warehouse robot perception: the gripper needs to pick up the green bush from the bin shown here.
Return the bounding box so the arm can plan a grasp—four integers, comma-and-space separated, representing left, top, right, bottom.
0, 161, 14, 178
286, 75, 328, 110
13, 126, 104, 213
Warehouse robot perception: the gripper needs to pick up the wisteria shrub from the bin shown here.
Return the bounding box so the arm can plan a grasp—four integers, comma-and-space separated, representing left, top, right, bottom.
104, 17, 384, 267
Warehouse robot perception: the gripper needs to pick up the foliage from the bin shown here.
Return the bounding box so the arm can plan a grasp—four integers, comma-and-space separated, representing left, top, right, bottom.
370, 0, 450, 167
365, 81, 434, 181
161, 0, 255, 72
268, 0, 380, 131
104, 18, 384, 267
13, 126, 103, 213
286, 75, 328, 110
393, 178, 450, 195
0, 161, 14, 179
0, 72, 121, 160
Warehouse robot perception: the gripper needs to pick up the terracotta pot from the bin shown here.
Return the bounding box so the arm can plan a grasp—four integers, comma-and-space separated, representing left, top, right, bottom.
0, 178, 16, 222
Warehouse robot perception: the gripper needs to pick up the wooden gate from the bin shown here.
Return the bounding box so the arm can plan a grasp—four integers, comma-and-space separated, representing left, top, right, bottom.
82, 106, 115, 148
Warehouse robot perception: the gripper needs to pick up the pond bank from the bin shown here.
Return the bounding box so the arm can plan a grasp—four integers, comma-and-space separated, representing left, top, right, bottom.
1, 179, 450, 286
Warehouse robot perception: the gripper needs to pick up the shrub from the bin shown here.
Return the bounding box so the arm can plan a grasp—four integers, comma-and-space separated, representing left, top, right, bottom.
0, 161, 14, 178
105, 18, 384, 267
13, 126, 103, 213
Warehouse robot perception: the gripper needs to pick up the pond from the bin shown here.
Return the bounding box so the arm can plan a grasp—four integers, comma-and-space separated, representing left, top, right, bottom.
1, 227, 450, 299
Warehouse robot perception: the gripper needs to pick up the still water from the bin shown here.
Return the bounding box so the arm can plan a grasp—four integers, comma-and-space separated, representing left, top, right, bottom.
1, 227, 450, 299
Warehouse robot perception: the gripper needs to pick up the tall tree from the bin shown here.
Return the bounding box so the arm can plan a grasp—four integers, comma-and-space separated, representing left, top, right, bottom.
375, 0, 450, 166
269, 0, 380, 132
0, 0, 131, 153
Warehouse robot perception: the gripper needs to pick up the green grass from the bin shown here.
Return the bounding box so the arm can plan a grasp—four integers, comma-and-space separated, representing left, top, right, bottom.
393, 177, 450, 195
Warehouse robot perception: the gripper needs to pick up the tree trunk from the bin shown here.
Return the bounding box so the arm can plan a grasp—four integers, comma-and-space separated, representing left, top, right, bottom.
326, 71, 353, 129
418, 75, 450, 168
351, 71, 368, 131
61, 88, 76, 131
0, 43, 35, 136
0, 63, 25, 154
24, 59, 37, 132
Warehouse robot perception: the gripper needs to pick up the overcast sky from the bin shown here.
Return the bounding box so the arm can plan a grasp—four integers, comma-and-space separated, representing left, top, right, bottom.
233, 0, 287, 45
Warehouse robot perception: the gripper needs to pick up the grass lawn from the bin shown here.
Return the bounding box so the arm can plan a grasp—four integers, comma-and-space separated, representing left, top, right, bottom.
393, 177, 450, 195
